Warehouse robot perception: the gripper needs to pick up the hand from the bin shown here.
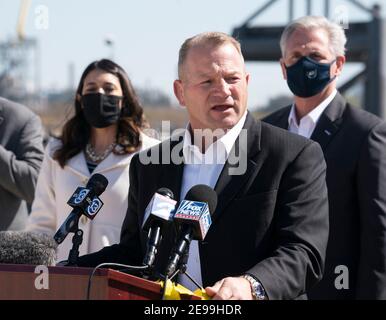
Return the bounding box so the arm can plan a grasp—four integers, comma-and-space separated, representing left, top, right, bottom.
205, 277, 253, 300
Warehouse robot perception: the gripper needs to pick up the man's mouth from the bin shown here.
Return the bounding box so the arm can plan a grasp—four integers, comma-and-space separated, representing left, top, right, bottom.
211, 105, 233, 112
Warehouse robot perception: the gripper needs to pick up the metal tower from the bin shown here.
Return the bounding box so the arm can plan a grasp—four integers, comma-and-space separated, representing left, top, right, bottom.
232, 0, 386, 119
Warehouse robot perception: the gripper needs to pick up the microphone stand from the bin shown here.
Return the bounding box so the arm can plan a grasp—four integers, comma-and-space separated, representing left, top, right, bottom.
66, 215, 84, 266
172, 246, 203, 290
159, 246, 203, 300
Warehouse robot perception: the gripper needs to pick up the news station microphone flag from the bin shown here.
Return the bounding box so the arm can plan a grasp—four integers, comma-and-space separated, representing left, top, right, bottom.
142, 188, 177, 269
54, 173, 108, 244
165, 184, 217, 279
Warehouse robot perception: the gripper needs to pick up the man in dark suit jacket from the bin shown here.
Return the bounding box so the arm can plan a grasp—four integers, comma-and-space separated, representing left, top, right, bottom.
77, 32, 329, 300
263, 16, 386, 299
0, 97, 44, 230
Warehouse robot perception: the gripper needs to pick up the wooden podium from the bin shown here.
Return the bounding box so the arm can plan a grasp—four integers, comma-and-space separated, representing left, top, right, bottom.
0, 263, 192, 300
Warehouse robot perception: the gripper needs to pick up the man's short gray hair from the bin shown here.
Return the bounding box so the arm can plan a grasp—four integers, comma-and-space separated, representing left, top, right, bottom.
280, 16, 347, 57
178, 32, 243, 79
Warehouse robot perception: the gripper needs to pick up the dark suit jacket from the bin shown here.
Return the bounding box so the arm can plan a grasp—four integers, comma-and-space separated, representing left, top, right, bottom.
78, 112, 329, 300
0, 97, 44, 230
263, 92, 386, 299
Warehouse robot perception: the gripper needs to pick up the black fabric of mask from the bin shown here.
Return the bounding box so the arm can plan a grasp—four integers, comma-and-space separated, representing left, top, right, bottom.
285, 56, 336, 98
81, 93, 123, 128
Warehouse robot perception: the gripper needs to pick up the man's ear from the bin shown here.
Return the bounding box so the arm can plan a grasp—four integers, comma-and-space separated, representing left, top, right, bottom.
333, 55, 346, 77
173, 80, 186, 107
280, 58, 287, 80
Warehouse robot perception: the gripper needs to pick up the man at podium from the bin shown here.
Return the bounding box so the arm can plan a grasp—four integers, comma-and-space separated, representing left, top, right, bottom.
76, 32, 329, 300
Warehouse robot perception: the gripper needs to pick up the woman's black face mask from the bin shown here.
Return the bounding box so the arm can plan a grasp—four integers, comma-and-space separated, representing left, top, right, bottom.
81, 93, 123, 128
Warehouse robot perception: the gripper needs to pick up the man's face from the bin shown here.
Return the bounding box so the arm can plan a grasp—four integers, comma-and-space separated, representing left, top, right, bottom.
280, 27, 345, 80
174, 43, 249, 131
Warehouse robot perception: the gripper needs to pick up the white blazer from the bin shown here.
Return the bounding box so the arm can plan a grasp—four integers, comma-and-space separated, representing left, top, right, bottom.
26, 133, 159, 262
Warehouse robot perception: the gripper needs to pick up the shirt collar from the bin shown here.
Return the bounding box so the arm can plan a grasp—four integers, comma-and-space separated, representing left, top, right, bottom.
288, 89, 337, 127
182, 111, 248, 163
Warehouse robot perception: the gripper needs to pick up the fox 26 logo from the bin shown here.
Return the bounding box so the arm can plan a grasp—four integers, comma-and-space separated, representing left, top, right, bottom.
86, 197, 103, 217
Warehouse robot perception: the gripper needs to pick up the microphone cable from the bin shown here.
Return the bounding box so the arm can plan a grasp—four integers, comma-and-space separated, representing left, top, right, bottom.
86, 263, 148, 300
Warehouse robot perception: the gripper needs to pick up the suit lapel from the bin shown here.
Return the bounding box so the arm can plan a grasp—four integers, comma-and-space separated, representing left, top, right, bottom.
310, 92, 346, 153
269, 94, 346, 153
159, 136, 185, 204
272, 105, 291, 130
212, 113, 262, 223
155, 136, 185, 273
157, 115, 263, 214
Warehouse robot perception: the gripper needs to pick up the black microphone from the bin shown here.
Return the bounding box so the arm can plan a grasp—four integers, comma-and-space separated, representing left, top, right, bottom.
0, 231, 58, 265
142, 188, 176, 268
53, 173, 108, 244
165, 184, 217, 278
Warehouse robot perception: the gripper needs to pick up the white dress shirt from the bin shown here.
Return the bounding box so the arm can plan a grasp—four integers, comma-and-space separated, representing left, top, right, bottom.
288, 89, 337, 138
178, 111, 247, 291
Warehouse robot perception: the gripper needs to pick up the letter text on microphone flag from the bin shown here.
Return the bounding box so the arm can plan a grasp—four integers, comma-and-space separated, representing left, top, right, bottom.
174, 200, 212, 241
66, 187, 104, 220
54, 173, 108, 244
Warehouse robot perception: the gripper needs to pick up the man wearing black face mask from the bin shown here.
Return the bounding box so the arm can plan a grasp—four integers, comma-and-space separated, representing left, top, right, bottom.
263, 16, 386, 300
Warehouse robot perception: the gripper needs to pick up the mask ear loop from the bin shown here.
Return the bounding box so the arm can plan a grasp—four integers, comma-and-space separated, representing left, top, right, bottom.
328, 59, 338, 84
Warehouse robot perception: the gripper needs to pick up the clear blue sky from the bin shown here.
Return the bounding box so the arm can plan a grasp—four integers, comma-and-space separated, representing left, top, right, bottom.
0, 0, 383, 108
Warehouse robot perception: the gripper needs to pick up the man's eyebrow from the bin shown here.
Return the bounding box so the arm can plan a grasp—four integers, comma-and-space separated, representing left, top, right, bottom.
225, 70, 241, 75
195, 70, 241, 78
287, 47, 323, 55
195, 72, 212, 78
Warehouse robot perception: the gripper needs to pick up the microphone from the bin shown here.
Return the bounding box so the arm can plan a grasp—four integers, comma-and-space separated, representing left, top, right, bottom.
53, 173, 108, 244
0, 231, 58, 266
142, 188, 177, 268
165, 184, 217, 278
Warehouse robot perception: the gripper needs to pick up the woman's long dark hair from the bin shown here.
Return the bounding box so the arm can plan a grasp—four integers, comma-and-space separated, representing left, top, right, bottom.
54, 59, 148, 168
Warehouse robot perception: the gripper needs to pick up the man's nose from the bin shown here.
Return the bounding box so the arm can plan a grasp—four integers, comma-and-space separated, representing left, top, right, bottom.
213, 79, 231, 97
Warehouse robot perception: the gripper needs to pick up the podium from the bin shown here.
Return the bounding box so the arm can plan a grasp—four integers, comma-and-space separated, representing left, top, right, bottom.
0, 263, 198, 300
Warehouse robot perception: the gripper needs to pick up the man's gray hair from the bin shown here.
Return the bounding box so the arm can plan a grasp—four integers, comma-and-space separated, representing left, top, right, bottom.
280, 16, 347, 57
178, 32, 243, 79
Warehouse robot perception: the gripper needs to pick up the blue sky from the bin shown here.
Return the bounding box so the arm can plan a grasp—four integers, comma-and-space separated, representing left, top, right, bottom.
0, 0, 383, 108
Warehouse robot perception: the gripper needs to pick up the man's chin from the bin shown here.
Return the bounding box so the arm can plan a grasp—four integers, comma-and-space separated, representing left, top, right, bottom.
210, 117, 239, 130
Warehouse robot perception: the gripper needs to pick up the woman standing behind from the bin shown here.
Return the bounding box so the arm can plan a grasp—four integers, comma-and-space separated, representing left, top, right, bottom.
27, 59, 159, 262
